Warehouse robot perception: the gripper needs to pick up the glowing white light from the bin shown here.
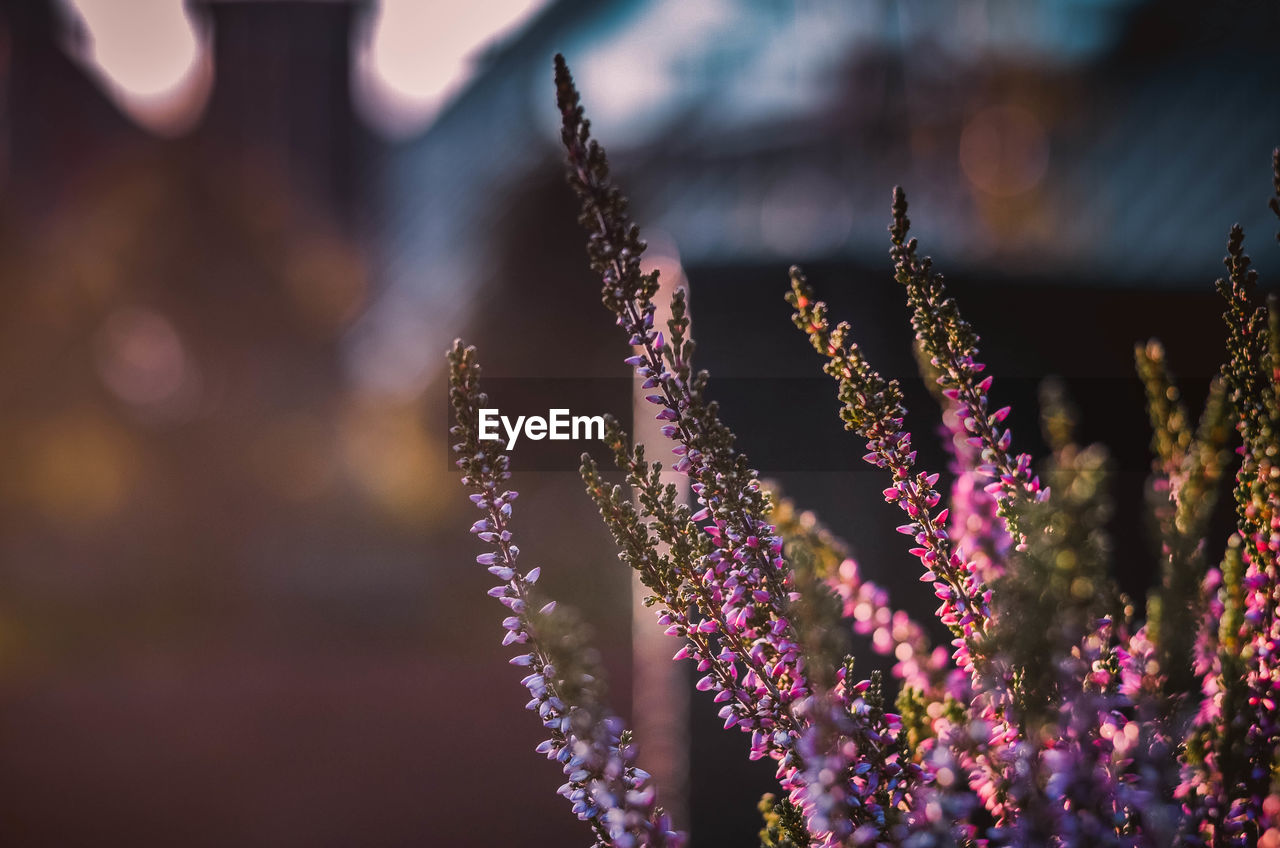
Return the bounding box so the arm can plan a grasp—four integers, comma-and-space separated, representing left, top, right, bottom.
63, 0, 211, 135
355, 0, 549, 138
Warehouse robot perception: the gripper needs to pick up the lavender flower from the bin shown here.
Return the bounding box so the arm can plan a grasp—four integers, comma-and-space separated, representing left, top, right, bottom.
581, 434, 787, 744
449, 341, 683, 848
556, 56, 820, 817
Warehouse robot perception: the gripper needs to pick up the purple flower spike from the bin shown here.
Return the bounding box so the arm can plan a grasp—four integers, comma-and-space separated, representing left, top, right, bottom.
449, 335, 684, 848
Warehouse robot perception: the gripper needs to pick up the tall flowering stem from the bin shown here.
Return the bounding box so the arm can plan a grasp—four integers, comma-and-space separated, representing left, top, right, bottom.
1218, 223, 1279, 573
1179, 201, 1280, 845
787, 265, 1020, 823
448, 341, 682, 848
555, 56, 810, 773
786, 266, 993, 675
581, 426, 790, 746
1219, 215, 1280, 843
889, 189, 1045, 547
557, 55, 924, 845
941, 409, 1010, 586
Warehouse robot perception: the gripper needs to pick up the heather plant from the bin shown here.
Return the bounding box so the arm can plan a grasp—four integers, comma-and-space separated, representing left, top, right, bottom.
448, 57, 1280, 847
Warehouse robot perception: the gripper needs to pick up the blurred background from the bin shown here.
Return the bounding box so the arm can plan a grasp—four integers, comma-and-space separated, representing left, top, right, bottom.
0, 1, 1275, 845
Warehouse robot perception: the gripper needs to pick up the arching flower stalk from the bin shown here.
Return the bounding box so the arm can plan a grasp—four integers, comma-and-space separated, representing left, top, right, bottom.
556, 55, 815, 798
1178, 200, 1280, 846
787, 266, 1003, 702
787, 264, 1020, 825
449, 341, 683, 848
889, 189, 1046, 549
581, 425, 796, 750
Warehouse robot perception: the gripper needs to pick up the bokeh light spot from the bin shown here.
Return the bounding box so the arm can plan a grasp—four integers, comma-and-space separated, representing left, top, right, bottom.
959, 105, 1049, 197
21, 411, 137, 524
94, 306, 192, 412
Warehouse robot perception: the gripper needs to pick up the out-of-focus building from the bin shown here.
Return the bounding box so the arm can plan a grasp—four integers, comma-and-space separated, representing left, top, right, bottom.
371, 0, 1279, 384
